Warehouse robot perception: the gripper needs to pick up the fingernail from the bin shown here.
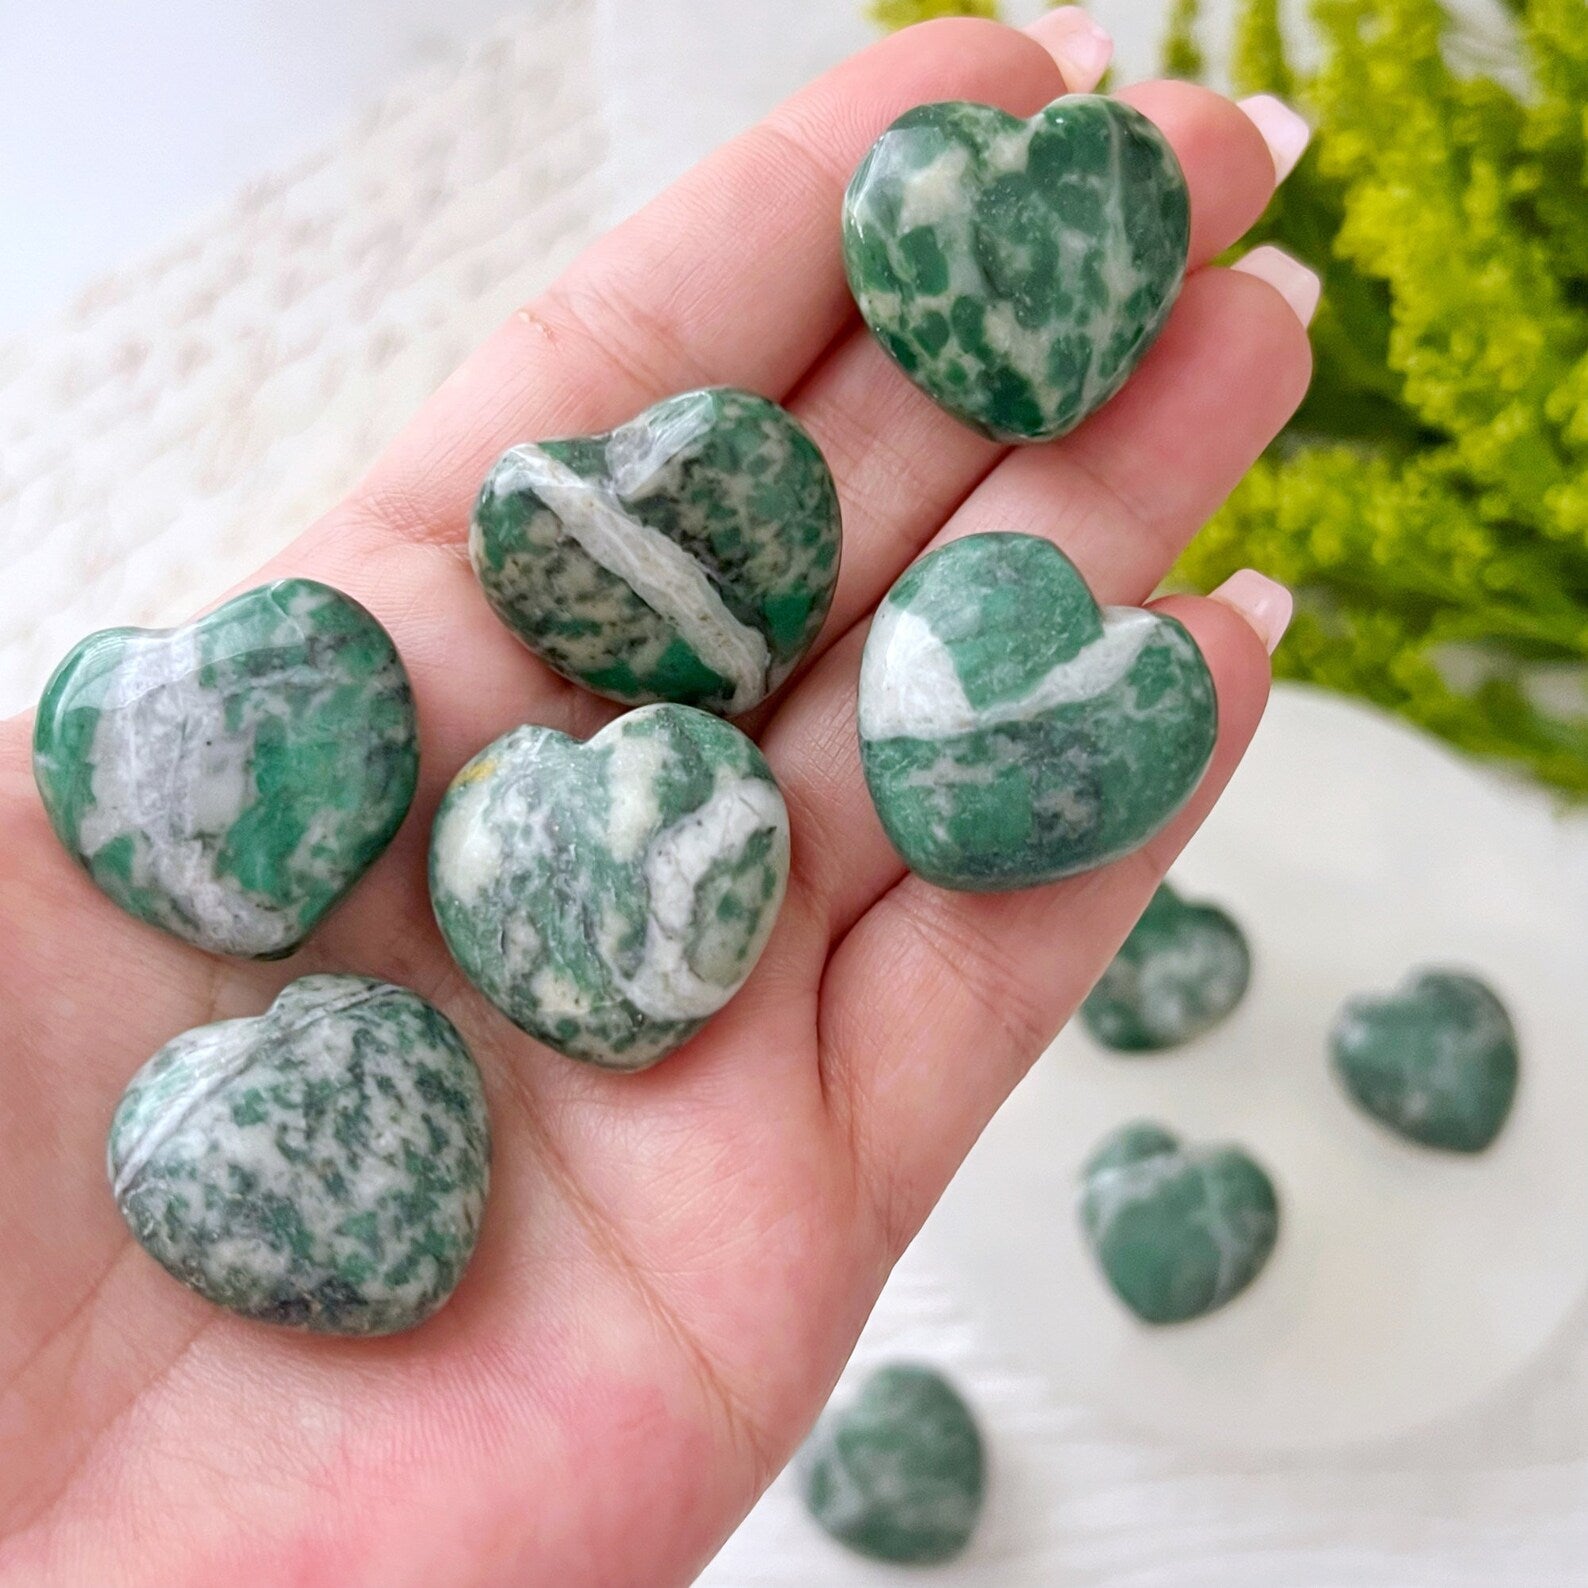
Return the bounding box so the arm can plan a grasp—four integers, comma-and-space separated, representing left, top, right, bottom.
1233, 244, 1322, 327
1210, 569, 1293, 654
1238, 93, 1311, 182
1038, 7, 1114, 92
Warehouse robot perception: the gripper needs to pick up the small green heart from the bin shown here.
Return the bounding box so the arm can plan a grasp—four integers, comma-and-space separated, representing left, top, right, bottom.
1082, 882, 1251, 1052
32, 580, 418, 959
798, 1364, 985, 1566
858, 534, 1216, 891
1330, 969, 1519, 1153
1080, 1121, 1280, 1325
470, 387, 842, 715
430, 703, 790, 1070
843, 94, 1190, 443
109, 975, 490, 1336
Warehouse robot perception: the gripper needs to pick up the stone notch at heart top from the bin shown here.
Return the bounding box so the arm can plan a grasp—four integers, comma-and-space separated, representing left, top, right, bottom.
1079, 1120, 1280, 1326
430, 703, 790, 1070
109, 975, 491, 1336
1330, 969, 1520, 1153
471, 387, 842, 716
843, 93, 1190, 443
32, 579, 419, 959
859, 533, 1216, 892
1082, 881, 1251, 1052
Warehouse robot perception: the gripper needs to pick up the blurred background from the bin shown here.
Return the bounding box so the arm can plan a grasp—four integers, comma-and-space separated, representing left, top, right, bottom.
5, 0, 1587, 1581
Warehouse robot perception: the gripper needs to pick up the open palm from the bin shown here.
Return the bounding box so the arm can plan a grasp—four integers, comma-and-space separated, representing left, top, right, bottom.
0, 15, 1311, 1585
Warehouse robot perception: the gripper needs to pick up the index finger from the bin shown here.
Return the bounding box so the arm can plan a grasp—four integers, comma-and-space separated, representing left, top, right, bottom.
337, 17, 1071, 554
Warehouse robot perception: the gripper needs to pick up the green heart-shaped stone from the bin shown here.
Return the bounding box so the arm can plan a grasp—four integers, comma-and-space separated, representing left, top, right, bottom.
798, 1364, 985, 1565
1079, 1121, 1279, 1325
1082, 881, 1251, 1051
1329, 969, 1519, 1153
109, 975, 490, 1336
843, 94, 1190, 443
32, 579, 419, 959
430, 703, 790, 1070
471, 387, 842, 715
858, 533, 1216, 891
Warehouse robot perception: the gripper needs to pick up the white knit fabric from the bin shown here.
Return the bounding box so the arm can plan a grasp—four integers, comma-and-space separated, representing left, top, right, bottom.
3, 3, 1587, 1583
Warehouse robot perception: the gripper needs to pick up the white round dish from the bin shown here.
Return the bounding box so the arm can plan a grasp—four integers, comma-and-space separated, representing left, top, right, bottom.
921, 684, 1588, 1451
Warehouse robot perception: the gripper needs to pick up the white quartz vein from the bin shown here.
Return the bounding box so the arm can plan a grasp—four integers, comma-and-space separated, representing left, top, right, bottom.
492, 444, 771, 714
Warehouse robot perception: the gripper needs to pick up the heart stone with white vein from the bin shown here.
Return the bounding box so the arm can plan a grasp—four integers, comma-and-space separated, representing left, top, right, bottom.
430, 703, 790, 1069
859, 533, 1216, 891
470, 388, 842, 716
108, 975, 490, 1335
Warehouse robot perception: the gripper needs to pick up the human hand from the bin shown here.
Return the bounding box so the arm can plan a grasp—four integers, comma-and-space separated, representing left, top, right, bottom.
0, 12, 1312, 1584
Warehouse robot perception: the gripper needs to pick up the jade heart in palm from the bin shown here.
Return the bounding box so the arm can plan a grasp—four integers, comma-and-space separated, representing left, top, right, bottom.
843, 93, 1190, 443
1079, 1121, 1280, 1325
109, 975, 490, 1336
1082, 881, 1252, 1051
470, 387, 842, 716
1330, 969, 1520, 1153
858, 534, 1216, 891
430, 703, 790, 1070
32, 579, 419, 959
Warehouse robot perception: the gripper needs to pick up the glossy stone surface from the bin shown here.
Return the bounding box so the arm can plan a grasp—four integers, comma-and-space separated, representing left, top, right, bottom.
859, 534, 1216, 892
1079, 1121, 1279, 1325
32, 579, 418, 959
431, 703, 789, 1070
471, 387, 842, 715
108, 975, 490, 1335
798, 1364, 985, 1566
1330, 969, 1519, 1153
1082, 882, 1251, 1052
843, 93, 1189, 443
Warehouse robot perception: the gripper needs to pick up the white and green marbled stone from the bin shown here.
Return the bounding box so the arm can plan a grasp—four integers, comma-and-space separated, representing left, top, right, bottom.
859, 534, 1216, 892
471, 388, 842, 716
32, 579, 419, 959
843, 94, 1190, 443
1330, 969, 1519, 1153
1079, 1121, 1280, 1326
109, 975, 491, 1336
1082, 881, 1252, 1052
798, 1363, 985, 1566
430, 703, 789, 1070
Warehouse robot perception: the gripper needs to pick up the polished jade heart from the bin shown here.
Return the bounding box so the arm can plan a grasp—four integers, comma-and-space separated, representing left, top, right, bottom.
430, 703, 790, 1070
32, 579, 419, 959
109, 975, 491, 1336
858, 534, 1216, 891
1330, 969, 1519, 1153
471, 387, 842, 716
1082, 881, 1251, 1051
1079, 1121, 1279, 1325
798, 1363, 985, 1566
843, 93, 1190, 443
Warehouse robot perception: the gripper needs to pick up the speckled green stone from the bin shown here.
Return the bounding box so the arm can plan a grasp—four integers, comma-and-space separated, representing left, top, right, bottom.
108, 975, 490, 1335
430, 703, 790, 1070
798, 1364, 985, 1566
1330, 969, 1519, 1153
471, 388, 842, 715
1079, 1121, 1279, 1326
32, 579, 418, 959
843, 94, 1190, 443
1082, 882, 1251, 1052
859, 534, 1216, 892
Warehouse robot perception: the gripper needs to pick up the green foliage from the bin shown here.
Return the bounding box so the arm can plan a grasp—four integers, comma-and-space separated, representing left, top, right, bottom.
868, 0, 1000, 27
1170, 0, 1588, 793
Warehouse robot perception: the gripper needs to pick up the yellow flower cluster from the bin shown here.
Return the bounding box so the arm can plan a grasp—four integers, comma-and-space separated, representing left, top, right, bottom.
1171, 0, 1588, 793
